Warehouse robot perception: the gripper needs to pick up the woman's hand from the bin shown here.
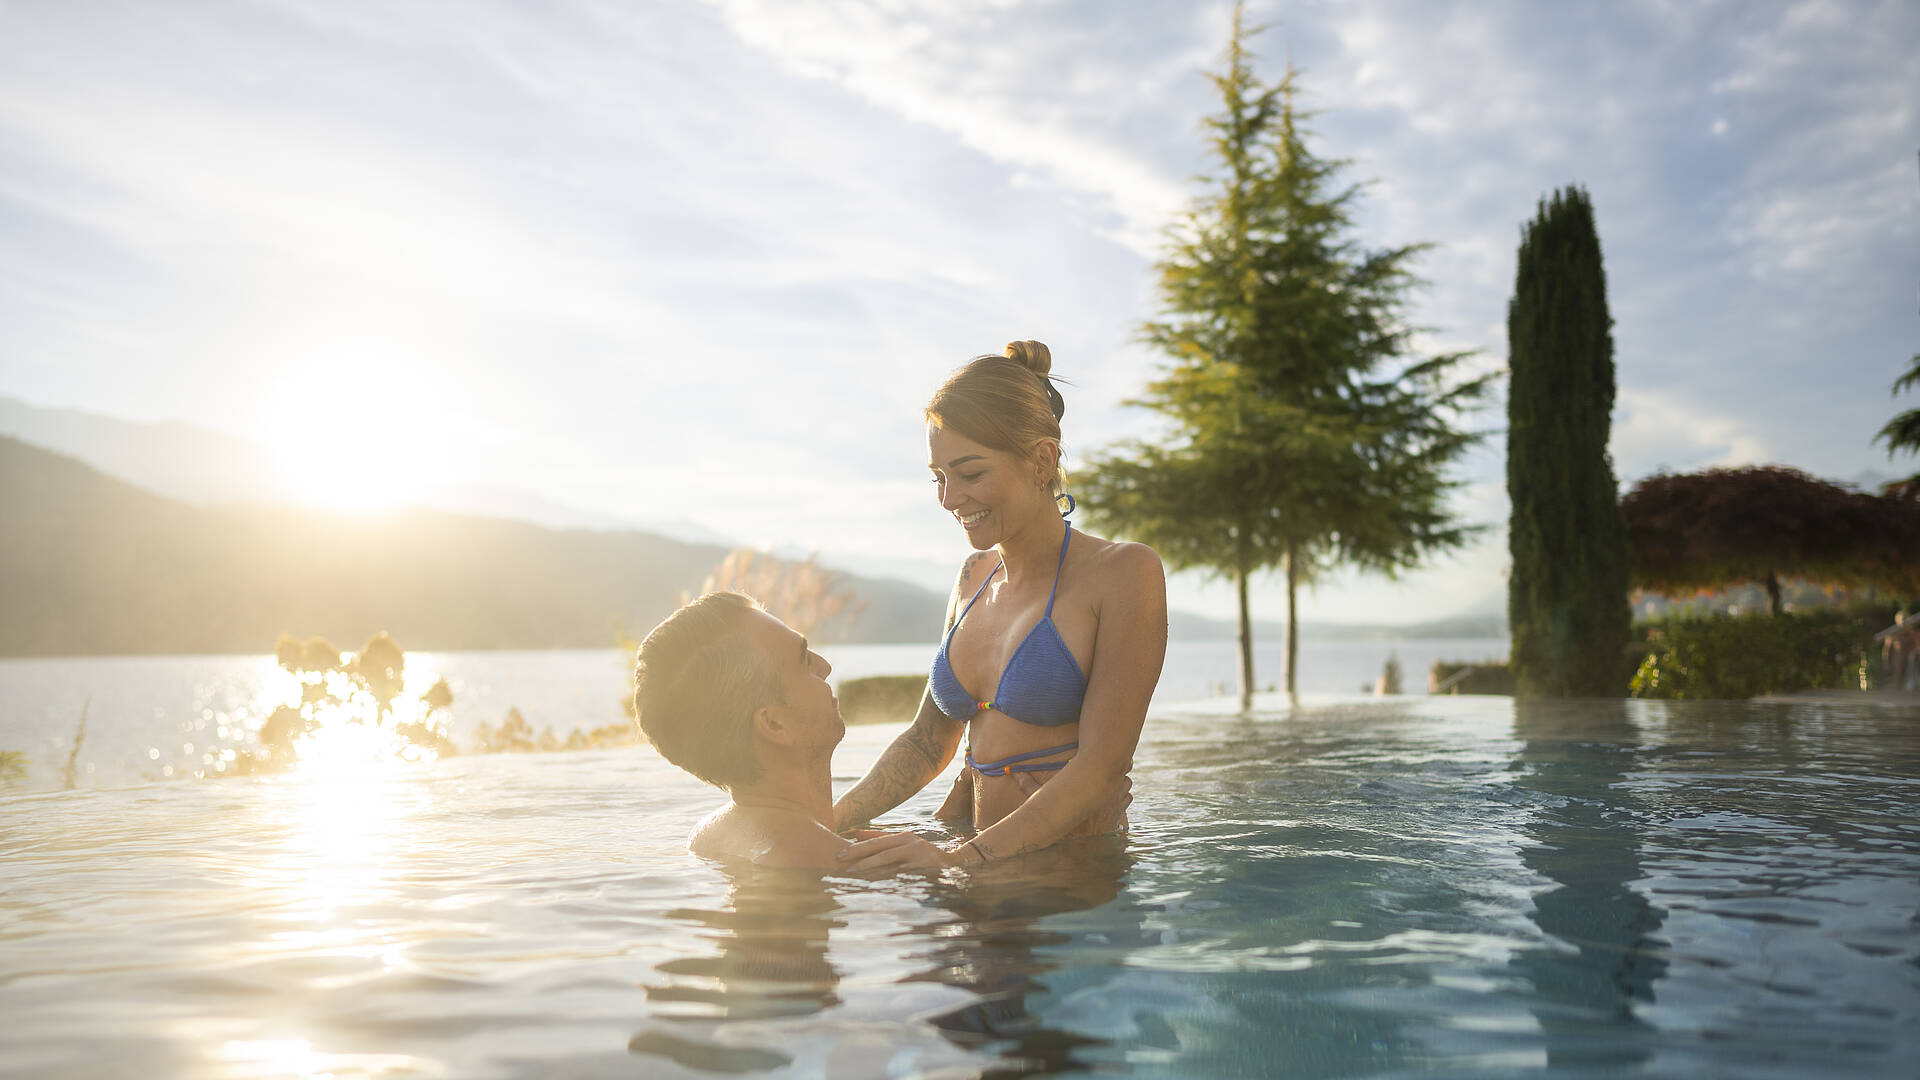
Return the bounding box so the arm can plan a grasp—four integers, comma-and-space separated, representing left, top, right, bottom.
835, 830, 979, 873
933, 772, 972, 824
1011, 768, 1132, 836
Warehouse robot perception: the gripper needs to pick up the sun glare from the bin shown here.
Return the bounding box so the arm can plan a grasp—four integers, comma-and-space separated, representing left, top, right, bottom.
261, 350, 450, 512
216, 1036, 433, 1079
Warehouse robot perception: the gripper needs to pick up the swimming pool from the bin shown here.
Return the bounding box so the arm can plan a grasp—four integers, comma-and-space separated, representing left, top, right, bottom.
2, 695, 1915, 1077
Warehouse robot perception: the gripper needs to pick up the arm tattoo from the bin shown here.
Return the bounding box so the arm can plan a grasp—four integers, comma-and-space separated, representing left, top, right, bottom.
835, 716, 955, 827
836, 554, 981, 828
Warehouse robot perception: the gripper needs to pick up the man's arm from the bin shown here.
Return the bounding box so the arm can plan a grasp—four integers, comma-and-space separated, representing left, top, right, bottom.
831, 695, 965, 829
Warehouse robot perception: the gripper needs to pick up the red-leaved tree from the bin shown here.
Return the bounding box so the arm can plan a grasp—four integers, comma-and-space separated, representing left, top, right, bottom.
1621, 466, 1918, 615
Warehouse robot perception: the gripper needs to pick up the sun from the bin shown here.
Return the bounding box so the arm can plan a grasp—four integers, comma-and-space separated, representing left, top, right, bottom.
260, 348, 450, 512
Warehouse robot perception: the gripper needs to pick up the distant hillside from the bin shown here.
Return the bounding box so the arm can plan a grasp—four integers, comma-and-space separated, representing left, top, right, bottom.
0, 436, 946, 656
1, 399, 1510, 645
1164, 608, 1505, 642
0, 394, 278, 506
0, 394, 739, 541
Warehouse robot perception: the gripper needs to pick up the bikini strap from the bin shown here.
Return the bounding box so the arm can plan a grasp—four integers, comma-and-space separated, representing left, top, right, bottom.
1043, 523, 1072, 616
966, 741, 1080, 776
953, 559, 1002, 630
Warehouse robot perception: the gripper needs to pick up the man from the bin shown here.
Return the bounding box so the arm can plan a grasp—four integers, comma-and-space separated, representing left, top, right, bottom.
633, 592, 971, 871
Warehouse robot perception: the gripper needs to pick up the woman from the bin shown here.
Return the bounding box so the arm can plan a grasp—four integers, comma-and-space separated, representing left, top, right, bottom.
833, 340, 1167, 870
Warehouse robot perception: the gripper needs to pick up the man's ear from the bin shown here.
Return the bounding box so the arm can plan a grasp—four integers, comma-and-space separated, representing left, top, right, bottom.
752, 704, 796, 747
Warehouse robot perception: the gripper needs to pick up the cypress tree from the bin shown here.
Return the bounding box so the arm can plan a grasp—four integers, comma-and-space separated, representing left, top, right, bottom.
1506, 187, 1632, 697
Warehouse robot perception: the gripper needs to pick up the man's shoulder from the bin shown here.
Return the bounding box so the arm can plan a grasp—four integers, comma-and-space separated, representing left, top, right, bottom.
686, 802, 739, 860
688, 802, 846, 869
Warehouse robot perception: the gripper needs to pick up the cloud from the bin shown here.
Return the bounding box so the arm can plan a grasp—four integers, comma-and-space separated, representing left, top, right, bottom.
1708, 0, 1919, 278
2, 0, 1915, 625
1612, 387, 1769, 479
700, 0, 1201, 255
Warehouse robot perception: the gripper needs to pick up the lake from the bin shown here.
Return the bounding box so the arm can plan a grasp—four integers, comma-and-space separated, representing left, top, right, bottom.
4, 642, 1916, 1077
0, 638, 1505, 792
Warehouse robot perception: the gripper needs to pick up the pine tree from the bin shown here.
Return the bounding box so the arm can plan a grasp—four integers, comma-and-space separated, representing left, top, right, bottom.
1875, 353, 1920, 491
1080, 6, 1488, 706
1506, 187, 1632, 697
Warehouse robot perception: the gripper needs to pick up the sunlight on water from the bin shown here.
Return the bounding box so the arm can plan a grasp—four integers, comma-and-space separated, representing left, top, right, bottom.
214, 1037, 436, 1079
270, 759, 415, 925
293, 694, 443, 772
1, 696, 1915, 1077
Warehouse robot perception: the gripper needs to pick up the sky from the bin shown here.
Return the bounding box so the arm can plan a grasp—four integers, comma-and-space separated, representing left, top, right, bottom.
2, 0, 1916, 627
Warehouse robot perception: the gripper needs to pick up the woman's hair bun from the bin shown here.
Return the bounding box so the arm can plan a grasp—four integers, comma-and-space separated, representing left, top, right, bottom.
1003, 339, 1053, 376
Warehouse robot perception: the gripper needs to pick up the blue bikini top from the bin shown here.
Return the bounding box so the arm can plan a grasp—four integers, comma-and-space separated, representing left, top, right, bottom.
929, 524, 1087, 727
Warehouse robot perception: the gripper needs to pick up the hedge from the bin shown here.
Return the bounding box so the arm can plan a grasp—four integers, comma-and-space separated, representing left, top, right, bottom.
835, 674, 926, 725
1628, 608, 1896, 700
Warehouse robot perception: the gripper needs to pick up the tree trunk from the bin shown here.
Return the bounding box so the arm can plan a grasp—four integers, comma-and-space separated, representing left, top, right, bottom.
1766, 572, 1783, 617
1236, 539, 1254, 712
1285, 537, 1300, 702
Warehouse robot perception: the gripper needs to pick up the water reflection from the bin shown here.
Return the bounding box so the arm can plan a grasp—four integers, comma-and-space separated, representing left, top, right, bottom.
225, 754, 431, 994
646, 871, 844, 1023
631, 870, 841, 1073
630, 838, 1141, 1076
908, 837, 1137, 1074
1509, 700, 1669, 1068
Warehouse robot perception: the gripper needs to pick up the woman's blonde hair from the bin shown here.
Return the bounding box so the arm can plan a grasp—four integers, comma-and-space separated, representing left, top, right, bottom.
926, 340, 1068, 494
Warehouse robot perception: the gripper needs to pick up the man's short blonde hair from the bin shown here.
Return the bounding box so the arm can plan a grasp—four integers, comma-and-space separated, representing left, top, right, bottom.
632, 592, 783, 789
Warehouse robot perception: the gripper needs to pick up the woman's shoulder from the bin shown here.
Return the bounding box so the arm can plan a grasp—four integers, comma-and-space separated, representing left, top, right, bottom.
950, 549, 999, 595
1071, 530, 1165, 590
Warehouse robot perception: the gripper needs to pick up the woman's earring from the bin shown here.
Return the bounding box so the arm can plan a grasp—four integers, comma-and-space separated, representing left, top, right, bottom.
1056, 492, 1076, 518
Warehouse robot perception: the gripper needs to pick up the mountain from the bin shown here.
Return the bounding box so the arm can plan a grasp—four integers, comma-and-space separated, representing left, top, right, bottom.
0, 395, 738, 541
0, 395, 280, 506
0, 399, 1511, 646
1162, 608, 1505, 642
0, 436, 945, 656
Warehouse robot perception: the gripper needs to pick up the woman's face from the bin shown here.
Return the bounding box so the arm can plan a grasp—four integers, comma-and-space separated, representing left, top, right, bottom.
927, 424, 1050, 550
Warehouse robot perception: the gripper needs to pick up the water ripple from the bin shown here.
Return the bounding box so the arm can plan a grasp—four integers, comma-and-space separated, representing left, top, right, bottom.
3, 699, 1918, 1076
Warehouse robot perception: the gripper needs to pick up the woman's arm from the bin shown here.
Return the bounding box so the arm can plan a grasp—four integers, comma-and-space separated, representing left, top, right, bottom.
831, 691, 965, 829
963, 542, 1166, 859
830, 553, 985, 830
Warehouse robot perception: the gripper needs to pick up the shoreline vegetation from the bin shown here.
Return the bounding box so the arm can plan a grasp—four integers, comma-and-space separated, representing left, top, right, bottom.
261, 632, 645, 771
5, 622, 1909, 794
188, 632, 644, 782
1431, 603, 1913, 700
0, 635, 940, 792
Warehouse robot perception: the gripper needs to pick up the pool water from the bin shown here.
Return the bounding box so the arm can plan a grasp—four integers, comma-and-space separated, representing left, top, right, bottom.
2, 695, 1916, 1078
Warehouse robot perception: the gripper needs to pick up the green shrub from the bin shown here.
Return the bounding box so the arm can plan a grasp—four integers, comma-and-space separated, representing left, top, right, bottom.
1628, 608, 1893, 700
1429, 660, 1516, 695
836, 674, 926, 725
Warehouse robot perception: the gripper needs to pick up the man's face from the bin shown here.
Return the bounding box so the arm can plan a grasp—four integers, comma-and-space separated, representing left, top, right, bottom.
741, 608, 844, 752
